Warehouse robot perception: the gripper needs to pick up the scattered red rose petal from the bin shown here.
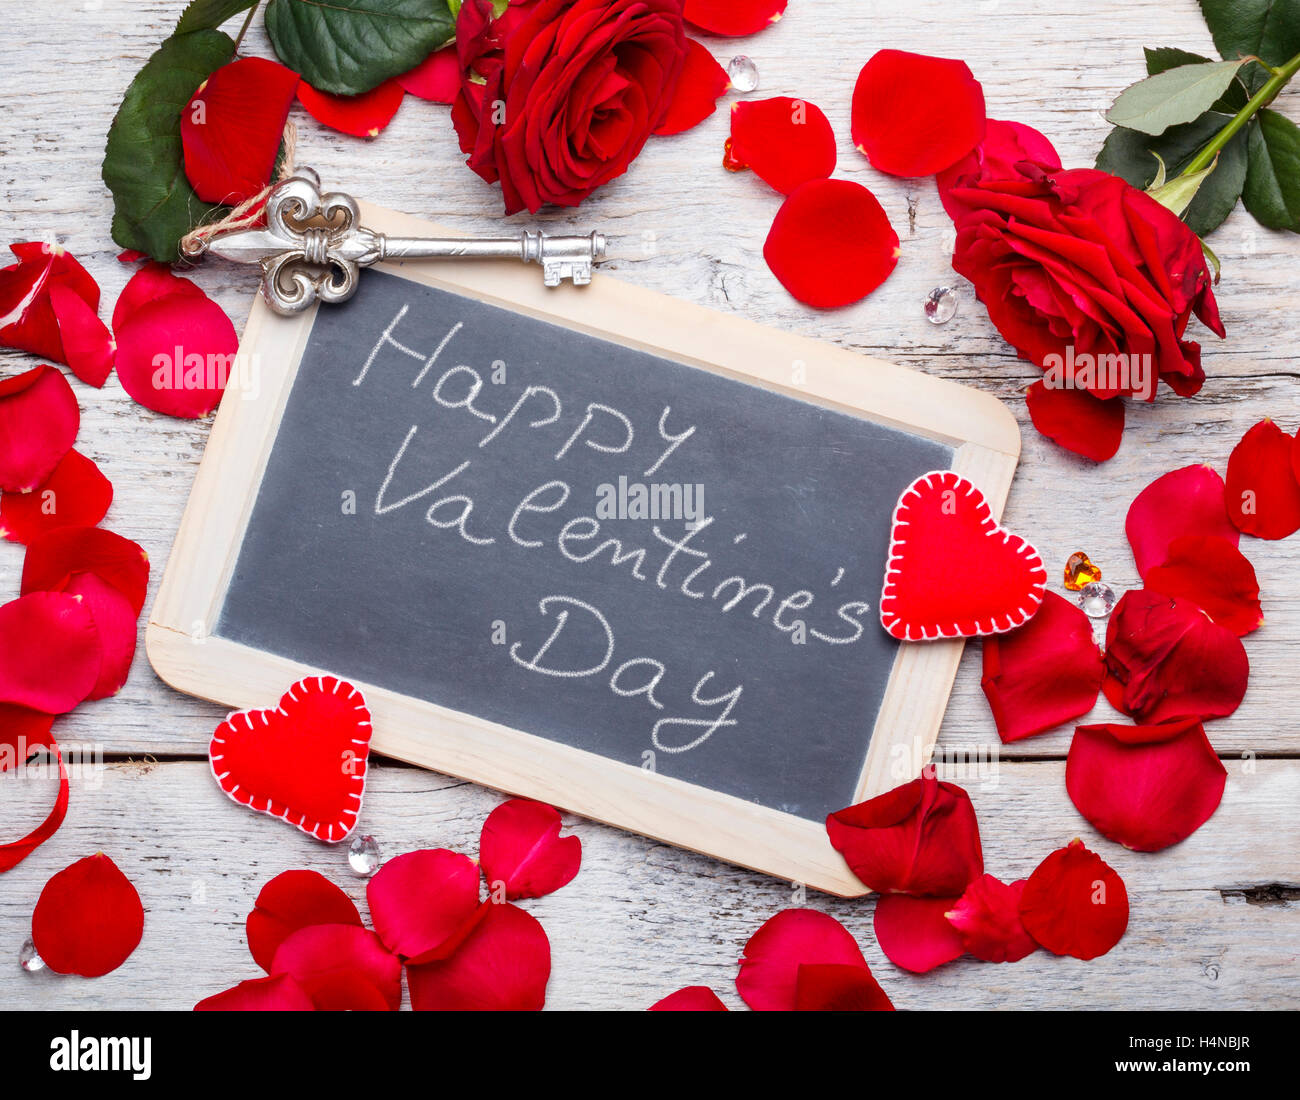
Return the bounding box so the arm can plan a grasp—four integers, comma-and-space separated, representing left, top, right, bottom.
852, 50, 986, 177
297, 79, 405, 139
981, 590, 1104, 742
0, 449, 112, 545
398, 44, 460, 103
366, 848, 481, 964
1144, 535, 1263, 636
727, 97, 837, 195
247, 869, 363, 972
735, 908, 867, 1011
21, 526, 150, 616
111, 262, 207, 332
0, 365, 79, 493
0, 244, 109, 384
946, 875, 1037, 963
479, 798, 581, 900
826, 770, 983, 895
1103, 589, 1249, 724
1225, 419, 1300, 540
683, 0, 786, 36
63, 572, 138, 700
649, 986, 730, 1011
182, 57, 300, 205
1025, 381, 1125, 462
1127, 465, 1239, 577
0, 744, 67, 872
794, 962, 894, 1010
654, 39, 729, 135
764, 179, 900, 308
938, 118, 1061, 222
195, 972, 316, 1011
407, 901, 551, 1011
270, 923, 401, 1011
0, 592, 101, 713
116, 250, 148, 264
112, 284, 237, 419
1067, 718, 1226, 852
31, 852, 144, 976
45, 283, 114, 388
872, 894, 965, 973
1019, 839, 1128, 960
0, 703, 56, 769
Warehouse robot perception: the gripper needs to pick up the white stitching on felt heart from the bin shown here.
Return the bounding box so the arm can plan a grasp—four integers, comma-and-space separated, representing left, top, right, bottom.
208, 674, 372, 844
880, 470, 1046, 641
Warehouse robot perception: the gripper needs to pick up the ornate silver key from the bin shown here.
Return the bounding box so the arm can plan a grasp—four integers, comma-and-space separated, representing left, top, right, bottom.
183, 167, 608, 316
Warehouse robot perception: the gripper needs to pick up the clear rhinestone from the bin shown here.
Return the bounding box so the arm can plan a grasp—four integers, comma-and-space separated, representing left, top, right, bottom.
727, 55, 759, 93
19, 939, 44, 973
348, 833, 382, 876
924, 286, 958, 324
1079, 581, 1118, 618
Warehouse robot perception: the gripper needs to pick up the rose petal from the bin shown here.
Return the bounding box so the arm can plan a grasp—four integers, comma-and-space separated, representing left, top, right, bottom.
195, 972, 316, 1011
398, 44, 461, 102
111, 262, 207, 332
872, 894, 965, 973
407, 901, 551, 1011
0, 365, 79, 493
0, 703, 56, 771
1127, 465, 1239, 577
764, 179, 900, 308
1067, 718, 1227, 852
31, 852, 144, 976
0, 744, 68, 872
852, 50, 986, 177
479, 798, 581, 900
1019, 839, 1128, 960
649, 986, 730, 1011
1144, 535, 1263, 636
0, 244, 102, 370
792, 962, 894, 1010
46, 283, 114, 388
1226, 419, 1300, 540
63, 573, 137, 701
247, 869, 363, 972
366, 848, 482, 963
946, 875, 1037, 962
0, 592, 101, 713
735, 909, 867, 1011
21, 526, 150, 616
1103, 589, 1249, 724
826, 771, 983, 895
182, 57, 300, 205
727, 97, 837, 194
654, 39, 730, 135
981, 590, 1104, 742
113, 289, 237, 419
270, 923, 401, 1011
682, 0, 786, 36
938, 118, 1061, 222
1024, 380, 1125, 462
0, 449, 112, 546
297, 79, 405, 139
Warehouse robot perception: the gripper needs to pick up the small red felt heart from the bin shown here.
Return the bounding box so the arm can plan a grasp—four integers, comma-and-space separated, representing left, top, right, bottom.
880, 471, 1046, 641
209, 676, 372, 843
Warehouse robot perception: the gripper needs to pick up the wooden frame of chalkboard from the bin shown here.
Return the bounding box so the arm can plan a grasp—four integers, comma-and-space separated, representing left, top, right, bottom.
148, 203, 1021, 896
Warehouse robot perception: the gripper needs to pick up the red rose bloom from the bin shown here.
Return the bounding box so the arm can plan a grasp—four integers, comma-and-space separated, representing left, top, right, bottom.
950, 168, 1224, 401
452, 0, 688, 214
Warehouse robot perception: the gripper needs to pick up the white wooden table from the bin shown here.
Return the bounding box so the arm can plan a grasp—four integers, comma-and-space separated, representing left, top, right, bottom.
1, 0, 1297, 1010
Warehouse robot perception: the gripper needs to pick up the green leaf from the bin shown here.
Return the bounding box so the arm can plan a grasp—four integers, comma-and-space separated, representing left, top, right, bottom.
175, 0, 257, 34
1198, 0, 1300, 69
102, 30, 236, 263
1144, 45, 1248, 111
1106, 59, 1247, 136
265, 0, 455, 96
1096, 112, 1250, 236
1242, 107, 1300, 230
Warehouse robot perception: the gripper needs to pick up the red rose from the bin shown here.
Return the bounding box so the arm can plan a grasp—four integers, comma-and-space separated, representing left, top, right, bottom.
452, 0, 688, 214
950, 167, 1224, 401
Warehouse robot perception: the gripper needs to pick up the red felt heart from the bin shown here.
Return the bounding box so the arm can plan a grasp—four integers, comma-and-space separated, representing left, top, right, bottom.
880, 471, 1046, 641
209, 676, 372, 843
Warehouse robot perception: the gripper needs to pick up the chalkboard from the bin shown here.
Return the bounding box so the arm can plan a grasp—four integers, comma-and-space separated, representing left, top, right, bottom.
216, 271, 952, 822
149, 202, 1021, 894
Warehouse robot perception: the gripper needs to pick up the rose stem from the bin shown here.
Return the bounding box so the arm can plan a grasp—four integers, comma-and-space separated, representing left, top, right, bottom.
1181, 49, 1300, 177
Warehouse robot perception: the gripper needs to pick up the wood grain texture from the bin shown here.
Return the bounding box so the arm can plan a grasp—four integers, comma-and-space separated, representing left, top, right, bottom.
0, 0, 1297, 1008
